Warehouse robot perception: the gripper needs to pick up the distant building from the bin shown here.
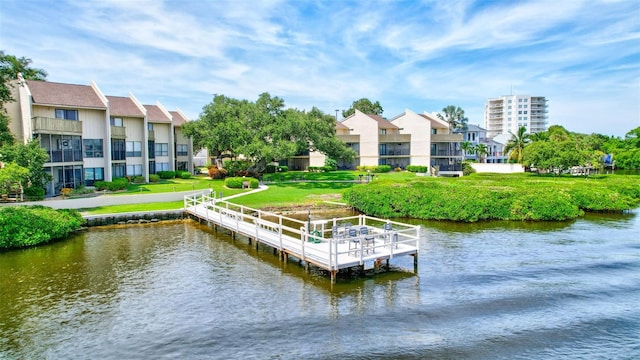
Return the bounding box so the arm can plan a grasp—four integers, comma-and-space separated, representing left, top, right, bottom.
484, 95, 548, 138
455, 124, 507, 163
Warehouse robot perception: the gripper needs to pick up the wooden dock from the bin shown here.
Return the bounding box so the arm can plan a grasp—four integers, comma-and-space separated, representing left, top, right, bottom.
184, 192, 420, 283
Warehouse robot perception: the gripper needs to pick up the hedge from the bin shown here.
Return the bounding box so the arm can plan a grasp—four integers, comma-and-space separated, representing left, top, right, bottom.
94, 177, 128, 191
406, 165, 428, 173
224, 177, 259, 189
157, 171, 176, 179
0, 206, 85, 250
356, 165, 392, 173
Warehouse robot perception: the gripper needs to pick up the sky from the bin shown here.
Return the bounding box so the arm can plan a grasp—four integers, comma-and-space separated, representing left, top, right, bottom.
1, 0, 639, 137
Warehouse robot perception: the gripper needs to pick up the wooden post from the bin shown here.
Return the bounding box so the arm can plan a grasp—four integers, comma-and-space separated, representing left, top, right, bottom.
413, 253, 418, 273
330, 270, 337, 284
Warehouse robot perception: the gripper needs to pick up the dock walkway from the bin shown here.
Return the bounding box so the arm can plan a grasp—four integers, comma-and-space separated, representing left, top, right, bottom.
184, 192, 420, 283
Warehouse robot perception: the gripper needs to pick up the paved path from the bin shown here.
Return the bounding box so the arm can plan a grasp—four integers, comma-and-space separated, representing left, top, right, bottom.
2, 186, 268, 210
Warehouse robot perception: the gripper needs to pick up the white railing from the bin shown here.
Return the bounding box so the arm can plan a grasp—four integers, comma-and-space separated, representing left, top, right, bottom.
184, 193, 421, 270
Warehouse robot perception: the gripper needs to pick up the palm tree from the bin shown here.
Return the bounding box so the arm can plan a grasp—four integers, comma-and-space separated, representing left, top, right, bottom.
436, 105, 468, 134
504, 126, 530, 163
461, 141, 474, 160
475, 143, 489, 163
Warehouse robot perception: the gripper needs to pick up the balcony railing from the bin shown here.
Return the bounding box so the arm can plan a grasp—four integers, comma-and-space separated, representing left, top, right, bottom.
431, 133, 463, 142
379, 134, 411, 143
32, 117, 82, 135
47, 150, 83, 163
111, 126, 126, 139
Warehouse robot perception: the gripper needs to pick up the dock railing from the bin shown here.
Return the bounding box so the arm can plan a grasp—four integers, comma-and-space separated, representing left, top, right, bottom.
185, 192, 420, 271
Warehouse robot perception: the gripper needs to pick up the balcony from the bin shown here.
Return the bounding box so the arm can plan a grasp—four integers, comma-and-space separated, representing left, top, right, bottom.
111, 126, 126, 139
337, 134, 359, 143
32, 117, 82, 135
431, 133, 463, 143
379, 133, 411, 143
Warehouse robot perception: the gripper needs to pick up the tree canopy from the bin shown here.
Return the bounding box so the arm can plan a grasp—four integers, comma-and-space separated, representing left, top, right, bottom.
182, 93, 356, 172
0, 51, 47, 147
436, 105, 468, 134
342, 98, 384, 118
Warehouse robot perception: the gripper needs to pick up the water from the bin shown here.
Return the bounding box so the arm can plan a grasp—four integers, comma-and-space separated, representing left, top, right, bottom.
1, 212, 639, 359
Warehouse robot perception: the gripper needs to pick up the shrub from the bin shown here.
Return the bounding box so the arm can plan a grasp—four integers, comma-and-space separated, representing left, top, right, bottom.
278, 165, 288, 172
224, 160, 252, 176
24, 186, 45, 200
149, 174, 160, 182
356, 165, 392, 173
0, 206, 85, 250
208, 165, 227, 179
462, 162, 476, 176
178, 171, 191, 179
94, 177, 128, 191
132, 175, 145, 183
407, 165, 428, 173
157, 171, 176, 179
224, 177, 259, 189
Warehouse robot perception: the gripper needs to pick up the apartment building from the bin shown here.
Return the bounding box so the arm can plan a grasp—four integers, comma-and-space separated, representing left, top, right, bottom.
290, 109, 463, 175
484, 95, 548, 138
4, 77, 193, 197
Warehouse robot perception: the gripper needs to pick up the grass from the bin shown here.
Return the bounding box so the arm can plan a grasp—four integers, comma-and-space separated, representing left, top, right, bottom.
80, 201, 185, 215
231, 181, 356, 208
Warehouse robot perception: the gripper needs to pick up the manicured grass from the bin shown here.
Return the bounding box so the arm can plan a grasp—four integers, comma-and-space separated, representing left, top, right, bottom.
231, 181, 356, 208
79, 201, 185, 215
114, 175, 214, 195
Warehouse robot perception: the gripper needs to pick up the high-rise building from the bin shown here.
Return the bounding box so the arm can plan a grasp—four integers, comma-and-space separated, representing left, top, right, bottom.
484, 95, 548, 138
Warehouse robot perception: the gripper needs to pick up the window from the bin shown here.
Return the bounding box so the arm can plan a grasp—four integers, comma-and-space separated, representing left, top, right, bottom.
431, 129, 437, 134
84, 167, 104, 186
379, 129, 387, 135
83, 139, 103, 158
176, 144, 188, 156
508, 105, 512, 109
524, 98, 528, 102
508, 111, 512, 115
112, 139, 126, 160
524, 116, 528, 120
157, 162, 169, 171
148, 123, 154, 130
149, 160, 156, 174
523, 104, 528, 108
518, 111, 522, 114
148, 141, 155, 159
518, 105, 522, 108
126, 141, 142, 157
126, 164, 143, 176
110, 117, 123, 127
112, 164, 126, 178
518, 116, 523, 120
508, 100, 512, 103
155, 143, 168, 156
518, 98, 523, 102
524, 111, 528, 114
177, 161, 188, 171
55, 109, 78, 121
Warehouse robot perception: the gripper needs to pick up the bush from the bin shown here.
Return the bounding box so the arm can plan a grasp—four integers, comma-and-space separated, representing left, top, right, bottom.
462, 162, 476, 176
132, 175, 145, 183
207, 165, 228, 179
0, 206, 85, 250
278, 165, 288, 172
407, 165, 428, 173
224, 160, 252, 176
149, 174, 160, 182
356, 165, 392, 173
266, 164, 289, 173
224, 177, 259, 189
94, 177, 128, 191
157, 171, 176, 179
178, 171, 191, 179
24, 186, 45, 200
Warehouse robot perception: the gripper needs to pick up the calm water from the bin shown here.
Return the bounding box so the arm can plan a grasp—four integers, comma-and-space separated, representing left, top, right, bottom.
1, 211, 639, 359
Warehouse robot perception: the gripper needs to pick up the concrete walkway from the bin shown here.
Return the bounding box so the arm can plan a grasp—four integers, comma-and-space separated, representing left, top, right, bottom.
2, 186, 268, 210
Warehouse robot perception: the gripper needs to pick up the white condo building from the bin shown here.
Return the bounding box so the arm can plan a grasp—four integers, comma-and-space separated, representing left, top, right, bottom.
484, 95, 548, 138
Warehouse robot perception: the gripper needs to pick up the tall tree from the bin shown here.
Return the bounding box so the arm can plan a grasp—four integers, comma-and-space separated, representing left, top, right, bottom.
504, 126, 530, 163
0, 51, 47, 147
183, 93, 355, 172
342, 98, 383, 118
437, 105, 468, 134
0, 139, 50, 190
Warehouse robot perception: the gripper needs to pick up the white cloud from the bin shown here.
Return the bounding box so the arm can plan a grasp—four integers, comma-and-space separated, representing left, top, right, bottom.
1, 0, 637, 136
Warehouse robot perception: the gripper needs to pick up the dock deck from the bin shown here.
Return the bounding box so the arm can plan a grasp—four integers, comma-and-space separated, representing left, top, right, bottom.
184, 192, 420, 282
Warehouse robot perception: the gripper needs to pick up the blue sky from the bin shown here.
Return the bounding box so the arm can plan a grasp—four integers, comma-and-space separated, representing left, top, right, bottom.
1, 0, 638, 137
